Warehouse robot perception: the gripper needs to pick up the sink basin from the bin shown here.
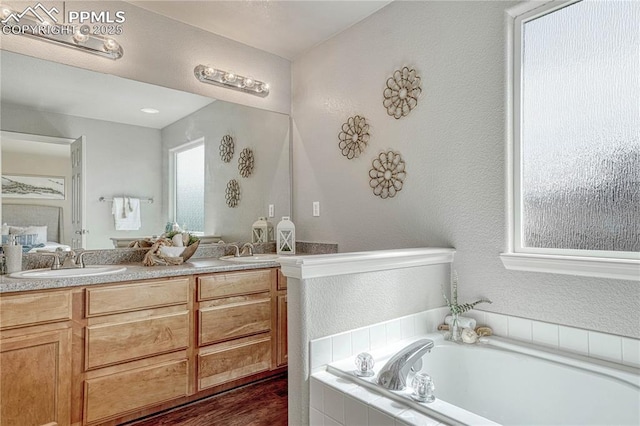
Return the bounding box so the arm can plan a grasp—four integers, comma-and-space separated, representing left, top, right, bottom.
219, 254, 279, 263
10, 266, 127, 279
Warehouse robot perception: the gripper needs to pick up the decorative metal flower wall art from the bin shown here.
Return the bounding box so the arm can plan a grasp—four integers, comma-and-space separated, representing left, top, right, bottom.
369, 151, 406, 199
225, 179, 240, 207
338, 115, 370, 159
383, 67, 422, 119
238, 148, 255, 177
219, 135, 234, 162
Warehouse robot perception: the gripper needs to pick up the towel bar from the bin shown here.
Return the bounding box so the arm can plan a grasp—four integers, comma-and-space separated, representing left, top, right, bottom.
99, 197, 154, 204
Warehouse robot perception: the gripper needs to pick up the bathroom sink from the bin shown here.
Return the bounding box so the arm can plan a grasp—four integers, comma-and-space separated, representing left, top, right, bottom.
219, 254, 280, 263
10, 266, 127, 279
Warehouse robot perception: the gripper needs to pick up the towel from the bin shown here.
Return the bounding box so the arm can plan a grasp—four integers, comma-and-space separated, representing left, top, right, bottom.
112, 197, 141, 230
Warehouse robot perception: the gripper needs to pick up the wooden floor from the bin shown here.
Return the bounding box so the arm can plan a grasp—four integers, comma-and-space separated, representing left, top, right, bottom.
124, 374, 288, 426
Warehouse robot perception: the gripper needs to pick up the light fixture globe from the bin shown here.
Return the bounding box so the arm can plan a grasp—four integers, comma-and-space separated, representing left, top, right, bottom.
193, 65, 269, 97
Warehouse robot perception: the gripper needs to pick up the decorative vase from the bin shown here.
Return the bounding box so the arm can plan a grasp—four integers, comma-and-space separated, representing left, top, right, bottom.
449, 312, 462, 342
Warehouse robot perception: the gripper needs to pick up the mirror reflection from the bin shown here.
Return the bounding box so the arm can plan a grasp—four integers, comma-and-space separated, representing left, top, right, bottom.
0, 50, 291, 250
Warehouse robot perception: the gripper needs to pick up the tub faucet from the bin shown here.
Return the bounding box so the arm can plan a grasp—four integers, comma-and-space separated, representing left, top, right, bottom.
377, 339, 434, 391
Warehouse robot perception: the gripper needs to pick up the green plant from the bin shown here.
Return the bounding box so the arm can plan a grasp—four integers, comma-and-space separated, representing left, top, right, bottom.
443, 270, 492, 315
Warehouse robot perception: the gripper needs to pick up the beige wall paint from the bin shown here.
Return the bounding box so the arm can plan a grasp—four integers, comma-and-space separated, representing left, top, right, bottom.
291, 1, 639, 338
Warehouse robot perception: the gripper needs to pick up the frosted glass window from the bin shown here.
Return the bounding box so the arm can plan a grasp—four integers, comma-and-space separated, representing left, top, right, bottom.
520, 0, 639, 253
175, 144, 204, 233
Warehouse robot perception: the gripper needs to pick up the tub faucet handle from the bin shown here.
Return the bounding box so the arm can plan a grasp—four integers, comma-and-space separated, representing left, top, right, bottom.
354, 352, 375, 377
411, 372, 435, 403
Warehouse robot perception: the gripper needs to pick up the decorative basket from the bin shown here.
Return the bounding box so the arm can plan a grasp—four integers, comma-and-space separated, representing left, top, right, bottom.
180, 240, 200, 261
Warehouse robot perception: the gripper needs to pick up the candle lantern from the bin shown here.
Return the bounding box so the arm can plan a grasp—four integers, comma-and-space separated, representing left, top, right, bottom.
252, 217, 274, 243
276, 216, 296, 255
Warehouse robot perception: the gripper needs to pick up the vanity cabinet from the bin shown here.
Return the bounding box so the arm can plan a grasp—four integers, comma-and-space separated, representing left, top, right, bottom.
276, 270, 288, 366
0, 267, 287, 426
196, 269, 276, 391
81, 277, 191, 425
0, 289, 73, 426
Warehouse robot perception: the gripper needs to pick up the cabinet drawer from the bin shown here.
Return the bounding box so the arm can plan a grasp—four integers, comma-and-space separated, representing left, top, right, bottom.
0, 291, 71, 329
198, 269, 271, 301
198, 335, 271, 390
199, 297, 271, 346
86, 278, 189, 317
85, 311, 189, 370
84, 359, 188, 425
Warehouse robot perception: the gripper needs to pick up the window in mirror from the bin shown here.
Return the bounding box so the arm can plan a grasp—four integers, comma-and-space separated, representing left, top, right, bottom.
171, 139, 205, 233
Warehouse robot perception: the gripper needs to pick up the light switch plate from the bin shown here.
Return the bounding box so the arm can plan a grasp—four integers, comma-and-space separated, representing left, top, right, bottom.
268, 204, 275, 218
313, 201, 320, 217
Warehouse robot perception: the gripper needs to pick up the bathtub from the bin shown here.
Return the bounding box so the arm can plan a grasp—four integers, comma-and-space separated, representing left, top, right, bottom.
327, 333, 640, 425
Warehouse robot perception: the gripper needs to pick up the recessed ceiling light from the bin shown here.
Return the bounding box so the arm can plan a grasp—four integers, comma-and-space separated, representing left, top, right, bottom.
140, 108, 160, 114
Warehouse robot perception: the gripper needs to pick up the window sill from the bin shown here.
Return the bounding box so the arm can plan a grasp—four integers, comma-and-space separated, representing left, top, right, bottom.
500, 253, 640, 281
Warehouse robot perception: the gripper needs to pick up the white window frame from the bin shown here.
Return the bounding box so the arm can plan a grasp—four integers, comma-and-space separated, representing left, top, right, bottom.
500, 0, 640, 281
168, 137, 205, 233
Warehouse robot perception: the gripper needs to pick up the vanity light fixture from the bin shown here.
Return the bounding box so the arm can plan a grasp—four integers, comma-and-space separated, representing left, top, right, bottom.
194, 65, 269, 97
0, 7, 123, 60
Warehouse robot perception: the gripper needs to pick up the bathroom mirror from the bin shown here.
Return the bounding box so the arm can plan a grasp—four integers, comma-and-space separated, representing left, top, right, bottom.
0, 50, 291, 250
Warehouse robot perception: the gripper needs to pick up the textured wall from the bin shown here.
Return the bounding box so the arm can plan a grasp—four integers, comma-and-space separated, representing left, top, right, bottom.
291, 1, 639, 338
287, 263, 450, 426
0, 1, 291, 115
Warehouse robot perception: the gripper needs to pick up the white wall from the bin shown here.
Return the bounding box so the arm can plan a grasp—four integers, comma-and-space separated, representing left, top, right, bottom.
2, 147, 72, 243
0, 104, 164, 248
161, 101, 290, 242
291, 1, 639, 338
284, 259, 450, 426
0, 1, 291, 115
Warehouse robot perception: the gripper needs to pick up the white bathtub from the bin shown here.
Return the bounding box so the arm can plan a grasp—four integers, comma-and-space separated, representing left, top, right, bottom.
327, 333, 640, 425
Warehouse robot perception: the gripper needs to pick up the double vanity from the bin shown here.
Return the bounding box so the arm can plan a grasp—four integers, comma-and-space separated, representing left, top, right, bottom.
0, 254, 290, 426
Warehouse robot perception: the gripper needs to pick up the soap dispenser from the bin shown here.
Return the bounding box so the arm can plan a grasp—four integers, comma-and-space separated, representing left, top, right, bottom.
3, 235, 22, 274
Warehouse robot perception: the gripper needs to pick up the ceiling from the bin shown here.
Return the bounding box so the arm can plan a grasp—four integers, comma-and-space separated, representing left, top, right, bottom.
127, 1, 393, 60
0, 50, 214, 129
0, 2, 393, 129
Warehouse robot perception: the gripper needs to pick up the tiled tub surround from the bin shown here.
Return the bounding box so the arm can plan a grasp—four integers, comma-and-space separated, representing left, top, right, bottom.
279, 248, 456, 426
310, 309, 640, 426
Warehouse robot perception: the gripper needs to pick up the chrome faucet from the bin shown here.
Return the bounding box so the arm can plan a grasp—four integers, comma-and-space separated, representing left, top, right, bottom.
60, 250, 81, 269
76, 251, 96, 268
225, 243, 241, 257
240, 242, 254, 256
377, 339, 434, 391
42, 249, 96, 270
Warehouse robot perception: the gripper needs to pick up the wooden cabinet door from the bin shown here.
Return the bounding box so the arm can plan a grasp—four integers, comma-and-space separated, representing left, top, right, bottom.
0, 328, 71, 426
199, 295, 271, 346
277, 293, 288, 367
85, 310, 190, 370
198, 335, 271, 391
83, 359, 188, 425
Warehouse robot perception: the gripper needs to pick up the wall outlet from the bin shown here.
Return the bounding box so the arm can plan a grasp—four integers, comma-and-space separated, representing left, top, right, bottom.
268, 204, 274, 218
312, 201, 320, 217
